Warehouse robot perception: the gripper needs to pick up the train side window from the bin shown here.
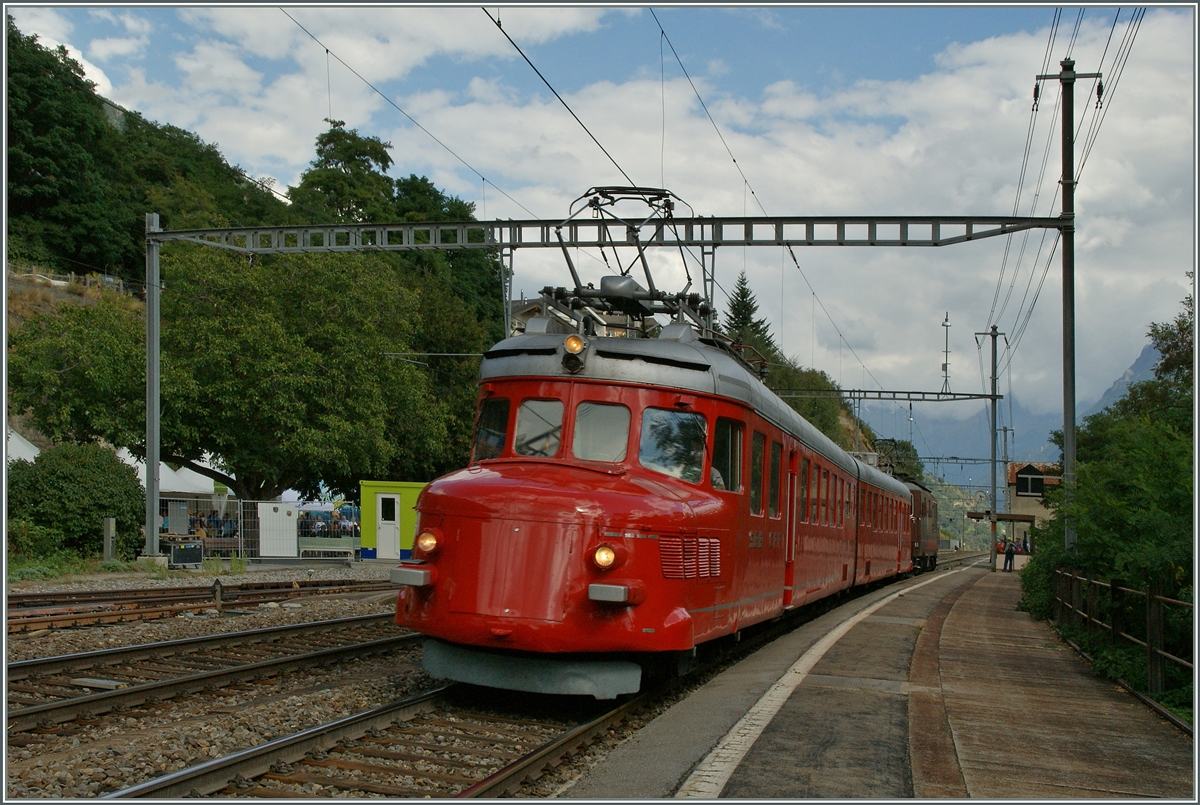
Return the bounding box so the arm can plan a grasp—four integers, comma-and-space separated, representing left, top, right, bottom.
572, 402, 630, 462
639, 407, 707, 483
810, 463, 820, 522
472, 397, 511, 462
821, 468, 829, 525
768, 441, 782, 518
514, 399, 564, 457
712, 417, 743, 492
800, 459, 810, 522
837, 477, 845, 527
829, 473, 837, 526
750, 432, 765, 515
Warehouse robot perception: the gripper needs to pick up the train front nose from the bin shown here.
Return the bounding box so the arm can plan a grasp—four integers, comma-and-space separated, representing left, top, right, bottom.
394, 464, 698, 654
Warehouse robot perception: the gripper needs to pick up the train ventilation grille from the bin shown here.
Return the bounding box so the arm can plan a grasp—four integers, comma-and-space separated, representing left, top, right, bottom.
659, 536, 720, 579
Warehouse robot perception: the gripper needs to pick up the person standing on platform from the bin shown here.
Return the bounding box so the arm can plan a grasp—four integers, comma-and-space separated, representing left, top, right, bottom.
1003, 540, 1016, 572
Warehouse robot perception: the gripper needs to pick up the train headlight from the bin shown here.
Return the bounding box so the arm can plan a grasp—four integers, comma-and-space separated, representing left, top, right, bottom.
593, 544, 617, 569
563, 335, 587, 374
416, 530, 440, 555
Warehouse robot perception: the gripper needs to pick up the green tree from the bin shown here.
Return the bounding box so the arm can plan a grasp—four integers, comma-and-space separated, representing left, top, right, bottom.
1025, 281, 1194, 614
7, 292, 146, 447
7, 248, 456, 501
874, 438, 924, 480
7, 443, 146, 557
722, 270, 778, 352
288, 120, 397, 223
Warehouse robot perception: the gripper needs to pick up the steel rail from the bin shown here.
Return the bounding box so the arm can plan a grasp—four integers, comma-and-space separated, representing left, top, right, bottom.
8, 579, 395, 608
102, 687, 453, 798
7, 613, 395, 680
8, 632, 420, 732
7, 581, 397, 632
457, 693, 649, 797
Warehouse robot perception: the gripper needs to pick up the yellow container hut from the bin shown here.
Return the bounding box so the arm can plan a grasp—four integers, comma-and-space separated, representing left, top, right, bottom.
359, 481, 427, 560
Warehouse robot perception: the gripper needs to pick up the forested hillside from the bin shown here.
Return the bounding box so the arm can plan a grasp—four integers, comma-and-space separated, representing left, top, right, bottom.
6, 16, 293, 279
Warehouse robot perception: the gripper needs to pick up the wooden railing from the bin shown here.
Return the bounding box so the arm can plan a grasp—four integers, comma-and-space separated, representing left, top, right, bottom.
1052, 569, 1193, 695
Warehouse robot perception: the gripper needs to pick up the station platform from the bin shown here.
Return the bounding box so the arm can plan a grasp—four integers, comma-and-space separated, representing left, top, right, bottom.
562, 563, 1194, 799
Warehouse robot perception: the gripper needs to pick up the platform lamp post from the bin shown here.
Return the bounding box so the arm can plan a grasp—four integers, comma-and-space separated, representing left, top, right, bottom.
1037, 58, 1101, 552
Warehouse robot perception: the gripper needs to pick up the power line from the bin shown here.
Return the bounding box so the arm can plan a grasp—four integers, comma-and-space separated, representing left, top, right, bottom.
482, 8, 635, 187
280, 8, 538, 218
647, 8, 894, 407
987, 8, 1062, 331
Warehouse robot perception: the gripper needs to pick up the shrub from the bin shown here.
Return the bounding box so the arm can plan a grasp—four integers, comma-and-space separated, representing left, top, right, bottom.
6, 443, 145, 558
202, 556, 223, 576
230, 553, 248, 575
6, 518, 65, 560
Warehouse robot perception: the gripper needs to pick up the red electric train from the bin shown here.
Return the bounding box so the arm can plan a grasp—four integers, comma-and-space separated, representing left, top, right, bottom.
392, 188, 928, 698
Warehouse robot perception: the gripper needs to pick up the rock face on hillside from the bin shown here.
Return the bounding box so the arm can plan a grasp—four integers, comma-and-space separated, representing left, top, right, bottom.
1080, 342, 1160, 419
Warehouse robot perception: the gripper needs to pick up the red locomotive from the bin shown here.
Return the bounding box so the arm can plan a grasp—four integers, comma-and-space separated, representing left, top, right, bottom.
392, 189, 918, 698
905, 479, 941, 572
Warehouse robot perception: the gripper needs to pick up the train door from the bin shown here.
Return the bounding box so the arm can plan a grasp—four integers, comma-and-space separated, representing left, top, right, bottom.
783, 449, 797, 608
377, 494, 400, 560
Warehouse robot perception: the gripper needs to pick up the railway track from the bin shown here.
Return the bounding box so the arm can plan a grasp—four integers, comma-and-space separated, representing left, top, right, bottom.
104, 685, 646, 798
7, 613, 415, 733
7, 579, 397, 633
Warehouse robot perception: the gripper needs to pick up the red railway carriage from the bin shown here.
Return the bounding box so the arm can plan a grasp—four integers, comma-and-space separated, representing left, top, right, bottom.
905, 479, 940, 572
393, 318, 912, 698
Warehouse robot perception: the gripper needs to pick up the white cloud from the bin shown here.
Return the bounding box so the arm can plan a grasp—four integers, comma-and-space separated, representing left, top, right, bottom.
7, 7, 73, 43
89, 36, 147, 61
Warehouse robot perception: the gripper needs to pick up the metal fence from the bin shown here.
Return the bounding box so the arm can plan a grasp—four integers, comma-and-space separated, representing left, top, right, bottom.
1052, 569, 1194, 695
158, 497, 360, 560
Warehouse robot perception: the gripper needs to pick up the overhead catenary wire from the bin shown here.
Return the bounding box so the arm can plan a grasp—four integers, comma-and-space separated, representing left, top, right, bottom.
1000, 8, 1144, 373
986, 8, 1062, 331
482, 7, 636, 187
648, 9, 894, 404
281, 8, 538, 219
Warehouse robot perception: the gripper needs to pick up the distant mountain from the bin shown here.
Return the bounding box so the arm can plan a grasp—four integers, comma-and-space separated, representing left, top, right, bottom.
872, 341, 1159, 487
1080, 342, 1160, 419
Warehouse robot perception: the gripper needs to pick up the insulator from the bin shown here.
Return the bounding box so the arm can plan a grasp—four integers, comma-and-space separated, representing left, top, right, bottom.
1032, 83, 1040, 111
1096, 79, 1104, 109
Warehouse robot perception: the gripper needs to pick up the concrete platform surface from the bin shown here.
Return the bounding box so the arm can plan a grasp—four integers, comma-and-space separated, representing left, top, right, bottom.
561, 566, 1194, 799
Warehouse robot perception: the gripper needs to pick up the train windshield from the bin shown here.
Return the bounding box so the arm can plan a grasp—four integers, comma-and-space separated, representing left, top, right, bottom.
514, 399, 564, 457
639, 408, 706, 483
472, 398, 510, 461
573, 402, 630, 462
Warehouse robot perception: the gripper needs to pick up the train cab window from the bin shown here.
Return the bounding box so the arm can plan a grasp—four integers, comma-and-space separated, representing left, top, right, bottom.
572, 402, 631, 462
750, 432, 766, 515
639, 408, 707, 483
768, 441, 783, 518
800, 459, 810, 522
712, 417, 743, 492
514, 399, 564, 457
472, 397, 510, 461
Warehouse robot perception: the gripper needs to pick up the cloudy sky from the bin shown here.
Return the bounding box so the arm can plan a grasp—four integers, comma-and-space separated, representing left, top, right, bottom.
8, 5, 1195, 453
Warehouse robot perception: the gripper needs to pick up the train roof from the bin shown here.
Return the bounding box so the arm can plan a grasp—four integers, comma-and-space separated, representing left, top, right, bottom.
480, 322, 909, 498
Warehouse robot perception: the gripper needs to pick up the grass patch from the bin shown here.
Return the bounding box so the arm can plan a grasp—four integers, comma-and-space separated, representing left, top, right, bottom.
6, 551, 96, 583
229, 554, 248, 575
